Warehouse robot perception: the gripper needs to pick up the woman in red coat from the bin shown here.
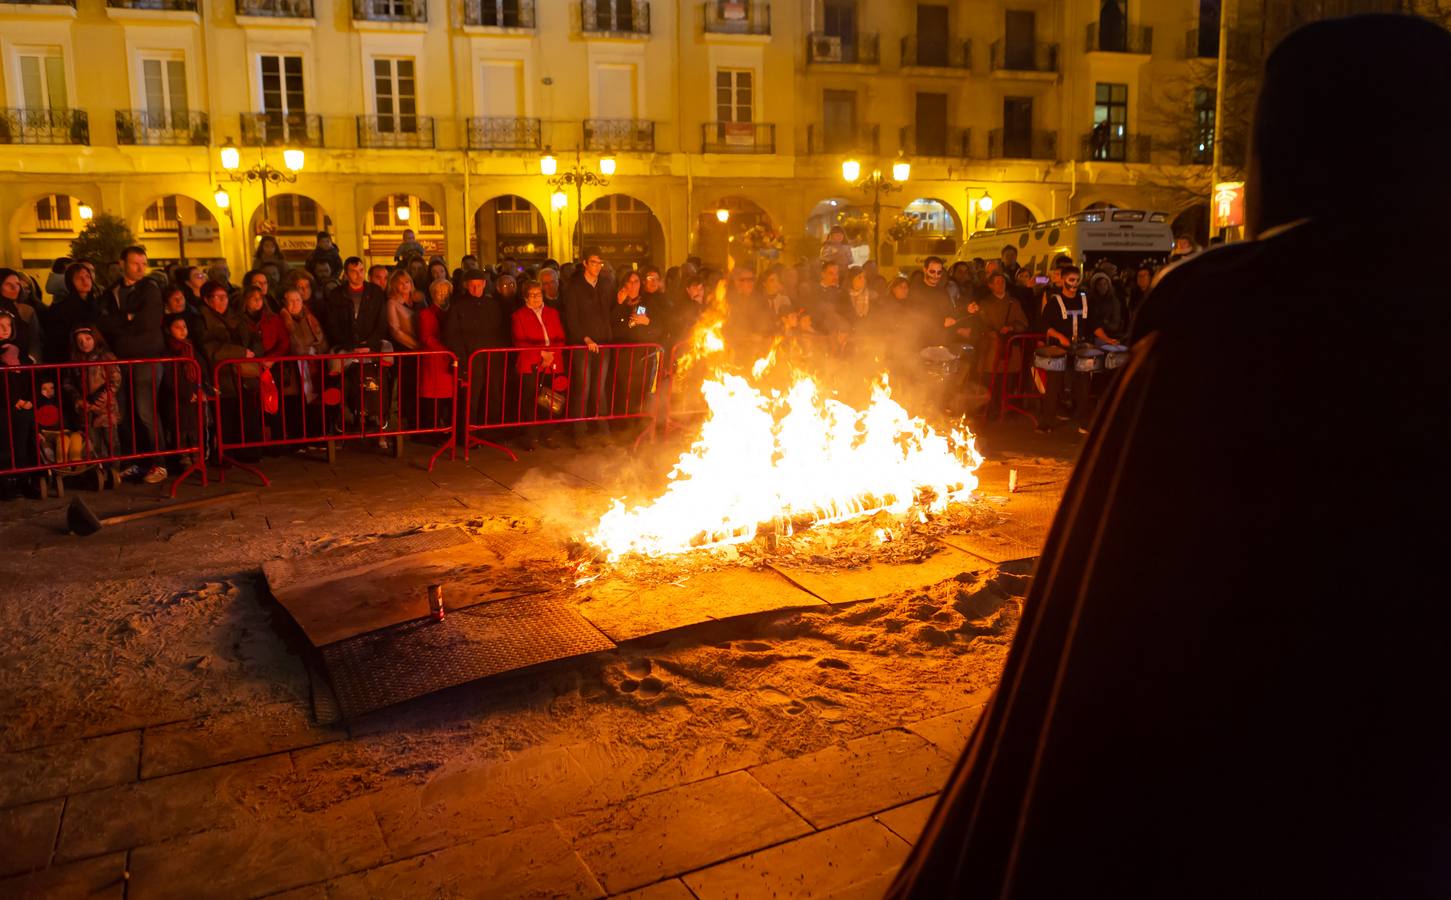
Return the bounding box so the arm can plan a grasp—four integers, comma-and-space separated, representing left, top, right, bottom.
416, 278, 455, 431
510, 279, 565, 450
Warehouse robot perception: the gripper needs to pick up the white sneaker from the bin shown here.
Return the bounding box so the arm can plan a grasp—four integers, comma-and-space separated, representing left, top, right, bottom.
143, 466, 168, 484
120, 465, 142, 479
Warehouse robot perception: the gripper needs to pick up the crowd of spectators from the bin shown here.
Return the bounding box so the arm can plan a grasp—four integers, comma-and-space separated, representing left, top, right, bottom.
0, 225, 1167, 498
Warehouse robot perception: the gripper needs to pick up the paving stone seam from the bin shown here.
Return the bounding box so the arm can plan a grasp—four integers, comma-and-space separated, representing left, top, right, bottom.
605, 804, 924, 895
138, 735, 342, 783
47, 794, 68, 871
2, 725, 152, 762
872, 795, 940, 846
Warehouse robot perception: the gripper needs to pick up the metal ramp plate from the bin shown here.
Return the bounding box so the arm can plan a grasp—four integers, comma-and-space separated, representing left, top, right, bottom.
318, 595, 616, 720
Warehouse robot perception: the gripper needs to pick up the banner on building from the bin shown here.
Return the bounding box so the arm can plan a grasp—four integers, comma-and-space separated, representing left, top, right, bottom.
1213, 181, 1245, 229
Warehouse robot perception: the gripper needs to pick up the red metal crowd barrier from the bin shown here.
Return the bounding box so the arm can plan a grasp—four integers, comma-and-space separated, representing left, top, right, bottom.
461, 342, 664, 461
0, 356, 207, 498
212, 349, 459, 486
991, 332, 1048, 423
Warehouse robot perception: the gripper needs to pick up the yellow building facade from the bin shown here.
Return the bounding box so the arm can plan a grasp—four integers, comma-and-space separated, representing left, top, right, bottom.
0, 0, 1217, 282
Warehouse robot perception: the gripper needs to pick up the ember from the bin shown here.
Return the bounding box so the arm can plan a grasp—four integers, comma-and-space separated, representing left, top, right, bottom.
587, 368, 983, 560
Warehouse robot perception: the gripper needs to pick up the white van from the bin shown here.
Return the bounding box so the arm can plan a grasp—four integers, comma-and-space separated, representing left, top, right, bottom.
960, 208, 1175, 275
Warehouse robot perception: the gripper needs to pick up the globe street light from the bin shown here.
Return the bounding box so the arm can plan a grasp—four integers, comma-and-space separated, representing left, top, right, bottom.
842, 153, 911, 262
218, 136, 303, 220
541, 145, 612, 259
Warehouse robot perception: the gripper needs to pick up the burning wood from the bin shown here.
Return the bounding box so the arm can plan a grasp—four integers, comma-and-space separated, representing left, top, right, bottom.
586, 366, 983, 561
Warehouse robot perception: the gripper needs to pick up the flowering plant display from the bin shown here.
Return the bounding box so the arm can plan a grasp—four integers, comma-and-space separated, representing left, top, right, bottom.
740, 224, 785, 252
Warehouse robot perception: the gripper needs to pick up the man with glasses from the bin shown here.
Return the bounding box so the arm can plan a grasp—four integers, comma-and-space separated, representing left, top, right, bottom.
561, 248, 615, 447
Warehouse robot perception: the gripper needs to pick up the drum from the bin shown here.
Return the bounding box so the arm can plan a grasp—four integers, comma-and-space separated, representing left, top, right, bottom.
919, 345, 960, 378
1096, 341, 1131, 368
1072, 344, 1105, 373
1033, 345, 1068, 371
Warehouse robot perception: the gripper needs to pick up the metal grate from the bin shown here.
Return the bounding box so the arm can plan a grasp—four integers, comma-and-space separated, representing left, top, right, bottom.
319, 595, 616, 720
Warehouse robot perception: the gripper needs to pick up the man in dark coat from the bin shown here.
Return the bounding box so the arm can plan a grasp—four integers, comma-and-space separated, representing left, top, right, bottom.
889, 16, 1451, 899
324, 257, 389, 352
98, 246, 167, 482
561, 248, 615, 445
444, 269, 509, 440
323, 257, 391, 431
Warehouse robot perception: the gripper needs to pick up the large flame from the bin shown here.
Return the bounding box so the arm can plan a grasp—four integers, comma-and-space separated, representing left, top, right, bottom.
586, 367, 983, 561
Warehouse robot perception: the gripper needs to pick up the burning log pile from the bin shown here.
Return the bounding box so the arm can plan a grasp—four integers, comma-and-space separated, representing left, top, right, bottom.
565, 309, 1003, 588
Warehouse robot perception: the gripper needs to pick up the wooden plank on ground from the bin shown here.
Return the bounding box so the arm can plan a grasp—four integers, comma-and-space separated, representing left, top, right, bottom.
767, 543, 991, 606
576, 568, 824, 643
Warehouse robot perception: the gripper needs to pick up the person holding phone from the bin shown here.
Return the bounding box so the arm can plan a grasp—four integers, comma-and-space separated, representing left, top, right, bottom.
609, 269, 664, 418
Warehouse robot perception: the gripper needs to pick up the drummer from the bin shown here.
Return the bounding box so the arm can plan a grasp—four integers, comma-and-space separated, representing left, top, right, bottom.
1038, 265, 1113, 434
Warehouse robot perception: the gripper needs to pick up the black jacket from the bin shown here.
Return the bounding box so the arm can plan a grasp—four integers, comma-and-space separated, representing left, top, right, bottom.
609, 294, 666, 345
100, 277, 165, 359
561, 272, 613, 345
42, 294, 102, 364
324, 282, 389, 351
444, 292, 510, 357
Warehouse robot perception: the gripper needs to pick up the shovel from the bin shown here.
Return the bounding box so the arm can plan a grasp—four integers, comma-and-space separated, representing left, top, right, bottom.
67, 492, 255, 537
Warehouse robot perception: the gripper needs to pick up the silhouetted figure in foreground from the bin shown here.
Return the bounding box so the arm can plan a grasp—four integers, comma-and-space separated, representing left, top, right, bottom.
889, 15, 1451, 899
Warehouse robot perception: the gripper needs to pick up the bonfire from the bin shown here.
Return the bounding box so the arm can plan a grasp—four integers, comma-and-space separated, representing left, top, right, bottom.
586, 311, 984, 561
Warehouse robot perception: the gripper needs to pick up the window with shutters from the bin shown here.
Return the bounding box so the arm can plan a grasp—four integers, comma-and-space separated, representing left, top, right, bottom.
141, 54, 188, 123
17, 47, 68, 111
372, 57, 418, 134
715, 69, 753, 124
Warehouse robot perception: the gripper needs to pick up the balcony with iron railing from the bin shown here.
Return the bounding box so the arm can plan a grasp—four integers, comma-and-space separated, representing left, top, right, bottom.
357, 115, 435, 148
236, 0, 313, 17
1086, 22, 1152, 54
703, 1, 769, 36
106, 0, 198, 9
466, 116, 541, 150
898, 126, 971, 160
807, 31, 879, 65
240, 112, 324, 147
901, 36, 971, 70
805, 123, 880, 156
987, 128, 1057, 160
464, 0, 534, 28
583, 118, 655, 151
0, 109, 89, 145
352, 0, 426, 23
1080, 130, 1151, 163
989, 40, 1059, 74
701, 121, 775, 153
115, 110, 209, 146
581, 0, 649, 36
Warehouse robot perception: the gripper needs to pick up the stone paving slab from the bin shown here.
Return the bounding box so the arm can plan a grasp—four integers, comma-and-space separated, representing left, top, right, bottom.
576, 568, 824, 643
57, 753, 293, 863
769, 543, 993, 605
0, 731, 140, 808
683, 817, 912, 900
323, 821, 605, 900
558, 769, 812, 895
612, 879, 697, 900
747, 729, 954, 829
0, 798, 63, 877
367, 745, 597, 860
874, 796, 939, 846
564, 739, 770, 813
0, 850, 126, 898
127, 795, 389, 900
904, 693, 991, 757
140, 703, 344, 779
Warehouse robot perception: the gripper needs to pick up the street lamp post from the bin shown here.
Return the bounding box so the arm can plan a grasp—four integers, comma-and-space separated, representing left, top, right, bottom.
541, 145, 613, 261
842, 155, 910, 263
218, 137, 304, 234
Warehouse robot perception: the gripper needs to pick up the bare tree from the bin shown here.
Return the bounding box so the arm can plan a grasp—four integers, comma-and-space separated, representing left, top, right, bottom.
1136, 0, 1446, 239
